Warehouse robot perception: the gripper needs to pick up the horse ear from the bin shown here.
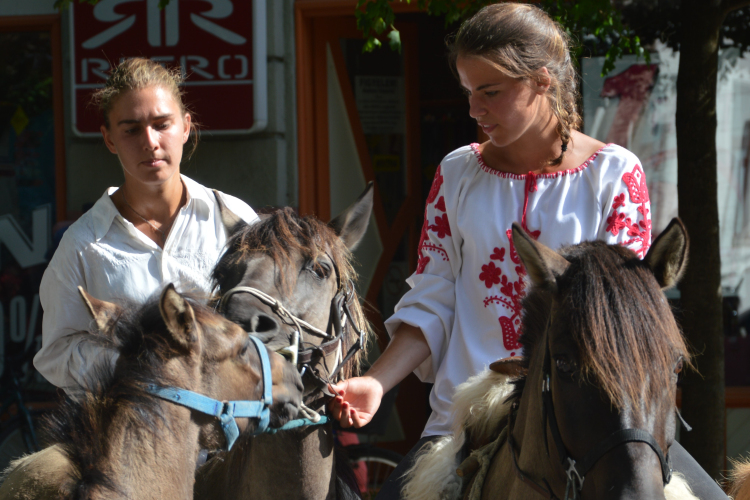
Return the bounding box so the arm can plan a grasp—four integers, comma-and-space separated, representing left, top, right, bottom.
159, 284, 198, 351
78, 286, 121, 334
489, 357, 527, 378
213, 189, 246, 237
644, 218, 689, 290
328, 182, 374, 250
511, 223, 570, 293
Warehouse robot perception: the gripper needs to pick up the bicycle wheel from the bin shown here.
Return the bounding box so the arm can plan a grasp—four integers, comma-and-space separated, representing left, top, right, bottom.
0, 417, 40, 474
346, 444, 403, 499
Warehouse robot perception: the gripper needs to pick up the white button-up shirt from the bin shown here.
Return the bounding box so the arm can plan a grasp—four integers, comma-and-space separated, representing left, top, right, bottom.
34, 175, 258, 392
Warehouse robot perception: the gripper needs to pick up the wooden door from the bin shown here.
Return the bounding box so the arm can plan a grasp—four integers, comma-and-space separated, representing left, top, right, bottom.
296, 5, 427, 452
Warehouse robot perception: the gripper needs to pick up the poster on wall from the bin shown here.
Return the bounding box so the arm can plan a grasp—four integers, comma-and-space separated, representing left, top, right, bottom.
0, 31, 55, 389
582, 42, 750, 384
70, 0, 267, 136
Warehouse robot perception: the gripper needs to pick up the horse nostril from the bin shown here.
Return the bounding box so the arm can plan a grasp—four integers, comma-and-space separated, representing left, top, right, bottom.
251, 314, 279, 333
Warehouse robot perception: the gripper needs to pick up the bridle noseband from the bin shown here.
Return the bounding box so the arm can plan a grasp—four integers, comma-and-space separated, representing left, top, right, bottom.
147, 335, 273, 451
508, 316, 675, 500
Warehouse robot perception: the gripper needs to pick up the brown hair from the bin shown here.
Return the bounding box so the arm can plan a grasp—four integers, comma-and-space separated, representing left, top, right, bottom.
91, 57, 199, 158
448, 3, 581, 165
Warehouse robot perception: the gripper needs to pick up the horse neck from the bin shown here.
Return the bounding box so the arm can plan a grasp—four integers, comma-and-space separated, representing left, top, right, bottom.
484, 338, 567, 499
94, 395, 201, 500
195, 423, 336, 500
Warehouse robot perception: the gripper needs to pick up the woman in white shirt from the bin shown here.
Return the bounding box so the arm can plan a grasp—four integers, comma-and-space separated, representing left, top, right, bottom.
330, 4, 726, 499
34, 58, 257, 393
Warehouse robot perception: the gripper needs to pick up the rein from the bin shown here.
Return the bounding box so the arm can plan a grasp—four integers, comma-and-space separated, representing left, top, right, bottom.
508, 315, 674, 500
146, 335, 272, 451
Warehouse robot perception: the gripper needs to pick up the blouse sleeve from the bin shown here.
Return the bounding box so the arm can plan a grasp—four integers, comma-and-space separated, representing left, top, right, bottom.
597, 155, 652, 259
33, 237, 118, 394
384, 165, 461, 383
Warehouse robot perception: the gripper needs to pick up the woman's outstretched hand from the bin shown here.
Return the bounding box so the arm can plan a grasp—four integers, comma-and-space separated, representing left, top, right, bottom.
329, 323, 430, 428
329, 376, 384, 428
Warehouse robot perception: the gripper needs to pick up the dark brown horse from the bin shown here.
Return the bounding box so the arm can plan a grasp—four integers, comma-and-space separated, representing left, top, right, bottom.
0, 285, 303, 500
404, 219, 697, 500
193, 185, 374, 500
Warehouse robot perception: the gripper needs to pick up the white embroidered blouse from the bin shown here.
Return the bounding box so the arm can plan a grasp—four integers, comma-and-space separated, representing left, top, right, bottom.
34, 175, 258, 393
384, 143, 652, 437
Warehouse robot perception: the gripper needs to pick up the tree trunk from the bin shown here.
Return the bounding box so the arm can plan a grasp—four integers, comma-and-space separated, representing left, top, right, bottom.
675, 0, 726, 480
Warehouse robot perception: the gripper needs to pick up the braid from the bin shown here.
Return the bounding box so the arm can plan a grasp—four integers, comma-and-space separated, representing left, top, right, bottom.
448, 3, 582, 165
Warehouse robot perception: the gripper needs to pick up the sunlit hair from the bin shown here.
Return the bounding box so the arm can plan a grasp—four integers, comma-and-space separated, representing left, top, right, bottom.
447, 3, 581, 165
91, 57, 199, 158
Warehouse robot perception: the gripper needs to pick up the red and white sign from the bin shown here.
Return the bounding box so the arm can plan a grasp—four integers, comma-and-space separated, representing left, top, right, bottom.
70, 0, 267, 136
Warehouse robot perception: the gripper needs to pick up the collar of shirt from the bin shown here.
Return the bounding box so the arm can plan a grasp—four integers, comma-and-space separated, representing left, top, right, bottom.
89, 174, 213, 242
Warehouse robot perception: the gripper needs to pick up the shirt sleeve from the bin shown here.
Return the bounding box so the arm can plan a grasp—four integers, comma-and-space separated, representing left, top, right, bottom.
597, 153, 652, 258
384, 164, 460, 382
33, 237, 118, 393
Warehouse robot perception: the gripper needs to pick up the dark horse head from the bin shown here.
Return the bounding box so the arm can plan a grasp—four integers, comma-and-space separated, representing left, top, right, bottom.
211, 185, 374, 407
506, 218, 691, 499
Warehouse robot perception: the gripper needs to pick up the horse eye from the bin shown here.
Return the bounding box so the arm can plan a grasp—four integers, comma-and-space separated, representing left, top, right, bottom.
307, 261, 331, 279
239, 342, 249, 357
555, 356, 576, 374
674, 357, 684, 375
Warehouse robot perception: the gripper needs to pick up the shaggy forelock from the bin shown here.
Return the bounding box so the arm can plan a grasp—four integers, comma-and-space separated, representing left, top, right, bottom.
211, 208, 371, 378
514, 241, 689, 417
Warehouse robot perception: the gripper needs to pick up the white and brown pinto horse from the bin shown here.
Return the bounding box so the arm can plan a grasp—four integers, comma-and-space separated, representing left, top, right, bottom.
404, 219, 699, 500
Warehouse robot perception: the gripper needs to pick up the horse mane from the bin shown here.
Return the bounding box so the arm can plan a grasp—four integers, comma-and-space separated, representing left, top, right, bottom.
513, 241, 690, 417
211, 207, 372, 378
728, 457, 750, 500
41, 293, 215, 498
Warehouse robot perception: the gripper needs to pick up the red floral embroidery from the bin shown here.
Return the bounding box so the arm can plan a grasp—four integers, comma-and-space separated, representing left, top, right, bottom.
481, 228, 539, 353
490, 247, 505, 261
430, 214, 451, 238
605, 164, 652, 257
416, 166, 450, 274
434, 196, 446, 212
426, 165, 443, 204
612, 193, 626, 210
479, 262, 502, 288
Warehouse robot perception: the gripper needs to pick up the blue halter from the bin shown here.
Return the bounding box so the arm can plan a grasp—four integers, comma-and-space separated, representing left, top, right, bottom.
147, 335, 272, 451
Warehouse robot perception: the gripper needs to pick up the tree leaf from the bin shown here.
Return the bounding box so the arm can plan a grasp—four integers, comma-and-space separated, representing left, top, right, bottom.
388, 28, 402, 53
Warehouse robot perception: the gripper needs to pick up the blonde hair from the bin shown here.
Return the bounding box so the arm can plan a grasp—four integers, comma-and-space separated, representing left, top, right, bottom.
91, 57, 199, 158
448, 3, 581, 165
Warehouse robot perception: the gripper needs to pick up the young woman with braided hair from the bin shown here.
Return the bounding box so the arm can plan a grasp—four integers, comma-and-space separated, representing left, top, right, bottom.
330, 4, 726, 499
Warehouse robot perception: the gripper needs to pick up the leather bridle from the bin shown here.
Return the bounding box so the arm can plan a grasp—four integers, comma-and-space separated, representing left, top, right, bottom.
216, 258, 365, 403
507, 315, 676, 500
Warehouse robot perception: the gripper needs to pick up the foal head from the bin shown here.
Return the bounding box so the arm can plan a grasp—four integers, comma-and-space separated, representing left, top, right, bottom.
512, 219, 690, 499
78, 284, 303, 449
212, 186, 374, 400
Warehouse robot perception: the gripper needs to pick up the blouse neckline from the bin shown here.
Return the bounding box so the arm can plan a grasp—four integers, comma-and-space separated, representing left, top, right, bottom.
469, 142, 615, 180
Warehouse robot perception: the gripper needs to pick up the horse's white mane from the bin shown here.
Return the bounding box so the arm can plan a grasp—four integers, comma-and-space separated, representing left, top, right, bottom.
402, 368, 700, 500
402, 369, 514, 500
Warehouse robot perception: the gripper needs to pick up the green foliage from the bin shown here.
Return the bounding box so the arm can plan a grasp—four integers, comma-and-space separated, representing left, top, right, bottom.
355, 0, 649, 76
